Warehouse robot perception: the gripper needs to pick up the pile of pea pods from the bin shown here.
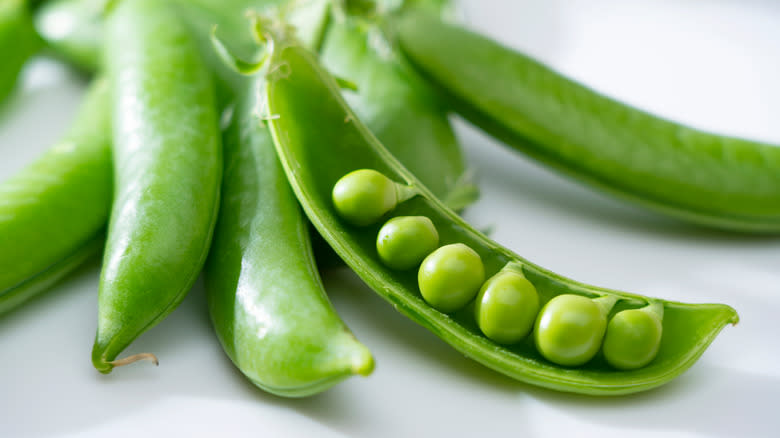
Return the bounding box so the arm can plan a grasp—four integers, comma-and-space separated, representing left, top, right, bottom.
0, 0, 750, 397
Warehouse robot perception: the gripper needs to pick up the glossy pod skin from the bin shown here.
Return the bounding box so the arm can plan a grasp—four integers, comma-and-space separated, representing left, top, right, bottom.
263, 34, 739, 395
0, 79, 111, 314
203, 77, 373, 397
93, 0, 222, 373
320, 13, 476, 207
396, 12, 780, 233
0, 0, 40, 105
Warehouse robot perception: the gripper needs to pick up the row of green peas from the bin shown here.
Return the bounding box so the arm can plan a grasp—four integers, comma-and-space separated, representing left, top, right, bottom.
332, 169, 664, 370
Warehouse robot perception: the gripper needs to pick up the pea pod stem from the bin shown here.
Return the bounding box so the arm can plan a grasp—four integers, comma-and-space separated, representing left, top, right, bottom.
645, 301, 664, 320
592, 295, 618, 316
107, 352, 159, 368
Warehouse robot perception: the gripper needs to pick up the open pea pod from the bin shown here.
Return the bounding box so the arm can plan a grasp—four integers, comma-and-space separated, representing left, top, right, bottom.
262, 30, 739, 395
395, 11, 780, 233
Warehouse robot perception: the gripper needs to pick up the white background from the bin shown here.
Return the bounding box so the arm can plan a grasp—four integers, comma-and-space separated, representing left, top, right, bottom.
2, 0, 779, 436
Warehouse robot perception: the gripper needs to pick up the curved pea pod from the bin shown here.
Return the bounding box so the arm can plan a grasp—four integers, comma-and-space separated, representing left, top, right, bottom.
204, 80, 373, 397
0, 78, 111, 315
262, 34, 739, 395
1, 0, 40, 105
93, 0, 222, 373
320, 14, 477, 208
395, 12, 780, 233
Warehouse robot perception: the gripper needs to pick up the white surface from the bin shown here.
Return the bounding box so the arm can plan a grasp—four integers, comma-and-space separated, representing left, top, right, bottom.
2, 1, 780, 436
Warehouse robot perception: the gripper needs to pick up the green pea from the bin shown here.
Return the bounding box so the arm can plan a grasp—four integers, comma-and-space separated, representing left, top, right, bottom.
376, 216, 439, 270
474, 271, 539, 344
603, 302, 664, 370
418, 243, 484, 313
534, 294, 615, 367
332, 169, 401, 226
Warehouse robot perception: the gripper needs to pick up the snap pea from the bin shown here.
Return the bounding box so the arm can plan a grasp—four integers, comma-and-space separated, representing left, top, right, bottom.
261, 27, 738, 394
204, 76, 373, 397
396, 11, 780, 233
320, 12, 477, 208
93, 0, 222, 373
0, 78, 111, 315
0, 0, 40, 105
34, 0, 104, 72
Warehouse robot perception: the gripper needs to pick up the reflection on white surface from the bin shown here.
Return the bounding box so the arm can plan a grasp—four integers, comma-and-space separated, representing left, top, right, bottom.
2, 1, 780, 437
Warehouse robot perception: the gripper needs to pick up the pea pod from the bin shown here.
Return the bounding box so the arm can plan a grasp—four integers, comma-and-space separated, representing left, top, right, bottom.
395, 11, 780, 233
1, 0, 40, 105
0, 78, 111, 315
320, 13, 476, 207
34, 0, 107, 72
261, 28, 738, 395
204, 77, 373, 397
93, 0, 222, 373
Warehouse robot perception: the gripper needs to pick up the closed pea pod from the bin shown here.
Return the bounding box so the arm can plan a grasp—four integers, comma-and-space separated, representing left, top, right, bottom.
0, 0, 39, 105
0, 79, 111, 315
34, 0, 106, 72
93, 0, 222, 372
396, 11, 780, 233
204, 77, 373, 397
261, 22, 738, 394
